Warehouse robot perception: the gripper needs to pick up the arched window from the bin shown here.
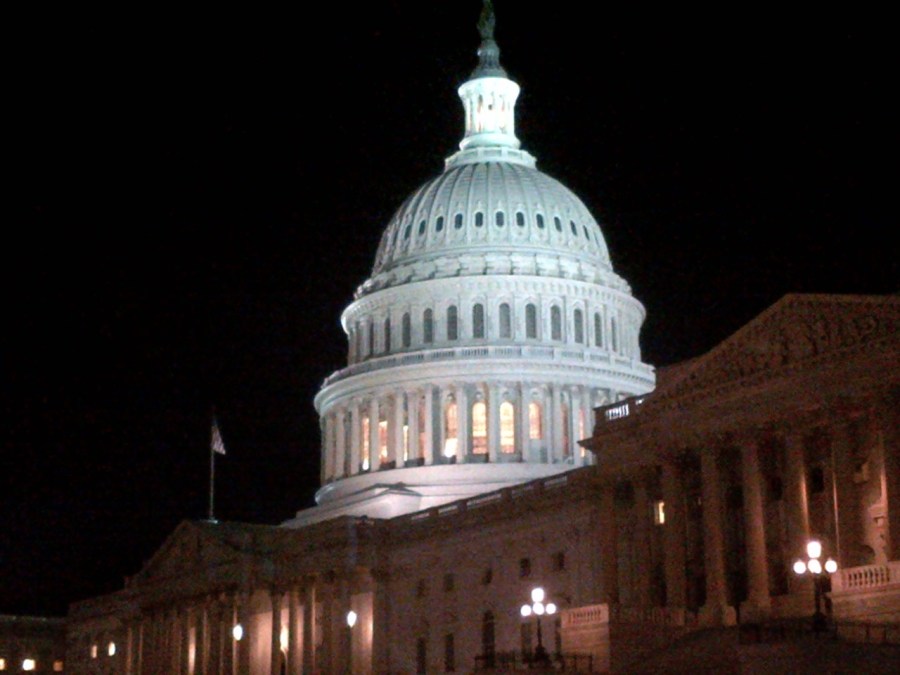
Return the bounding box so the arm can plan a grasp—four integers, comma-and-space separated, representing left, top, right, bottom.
611, 316, 618, 352
472, 303, 485, 338
561, 401, 570, 457
526, 303, 537, 339
574, 309, 584, 344
499, 303, 511, 338
500, 401, 515, 454
482, 611, 496, 667
384, 317, 391, 353
436, 215, 444, 232
361, 414, 371, 471
529, 402, 543, 439
475, 212, 484, 227
536, 213, 545, 229
418, 220, 426, 236
423, 309, 434, 344
472, 401, 487, 454
454, 213, 464, 229
495, 211, 504, 227
447, 305, 458, 341
594, 312, 603, 347
444, 401, 458, 458
402, 312, 411, 348
551, 305, 562, 341
516, 212, 525, 227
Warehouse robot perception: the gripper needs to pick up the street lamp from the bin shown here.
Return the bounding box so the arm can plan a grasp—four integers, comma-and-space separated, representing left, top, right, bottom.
793, 539, 838, 633
520, 587, 557, 664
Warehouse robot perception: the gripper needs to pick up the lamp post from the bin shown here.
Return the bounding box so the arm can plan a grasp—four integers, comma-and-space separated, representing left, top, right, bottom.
793, 539, 838, 633
520, 587, 557, 665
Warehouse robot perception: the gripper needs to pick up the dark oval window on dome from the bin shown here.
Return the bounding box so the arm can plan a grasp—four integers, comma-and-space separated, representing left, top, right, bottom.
570, 220, 577, 236
536, 214, 545, 229
495, 211, 504, 227
583, 225, 590, 240
516, 212, 525, 227
436, 216, 444, 232
418, 220, 426, 236
455, 213, 464, 229
475, 212, 484, 227
404, 224, 412, 240
554, 216, 562, 232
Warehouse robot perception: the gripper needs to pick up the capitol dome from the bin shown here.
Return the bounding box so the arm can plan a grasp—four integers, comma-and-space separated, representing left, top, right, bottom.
285, 2, 655, 527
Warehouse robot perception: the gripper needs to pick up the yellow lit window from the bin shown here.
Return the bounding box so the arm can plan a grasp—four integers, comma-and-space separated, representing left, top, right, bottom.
444, 402, 458, 457
402, 423, 409, 462
653, 500, 666, 525
529, 402, 542, 439
53, 662, 64, 672
500, 401, 515, 453
0, 657, 7, 670
361, 415, 370, 470
22, 660, 36, 672
578, 409, 586, 457
378, 420, 388, 462
472, 402, 487, 454
90, 645, 98, 659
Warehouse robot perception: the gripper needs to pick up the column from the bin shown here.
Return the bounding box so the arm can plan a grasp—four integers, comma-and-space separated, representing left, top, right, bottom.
423, 385, 435, 464
371, 570, 391, 674
831, 421, 859, 567
515, 384, 528, 459
408, 389, 420, 462
740, 436, 771, 620
879, 393, 900, 561
391, 390, 404, 466
633, 476, 652, 606
487, 384, 501, 462
369, 398, 381, 471
551, 386, 563, 463
335, 409, 347, 478
661, 460, 687, 609
221, 595, 236, 675
195, 602, 208, 675
350, 402, 361, 475
169, 609, 181, 673
456, 386, 469, 462
319, 584, 334, 674
302, 583, 317, 674
323, 414, 335, 483
333, 578, 351, 675
271, 591, 284, 675
237, 593, 252, 674
597, 483, 619, 604
699, 447, 736, 625
580, 386, 593, 466
541, 388, 552, 463
206, 601, 221, 675
287, 589, 301, 675
783, 430, 810, 572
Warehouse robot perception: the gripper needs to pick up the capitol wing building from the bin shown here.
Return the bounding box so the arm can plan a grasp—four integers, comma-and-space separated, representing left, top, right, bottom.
62, 4, 900, 674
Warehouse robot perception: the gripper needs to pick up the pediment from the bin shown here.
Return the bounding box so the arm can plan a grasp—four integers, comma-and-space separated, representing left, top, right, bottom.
134, 520, 242, 583
661, 294, 899, 399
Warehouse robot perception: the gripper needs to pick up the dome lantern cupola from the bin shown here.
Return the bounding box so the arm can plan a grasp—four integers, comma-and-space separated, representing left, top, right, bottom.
446, 0, 536, 169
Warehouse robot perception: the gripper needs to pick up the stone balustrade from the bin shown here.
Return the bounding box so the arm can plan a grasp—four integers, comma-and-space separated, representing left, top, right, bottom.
832, 561, 900, 593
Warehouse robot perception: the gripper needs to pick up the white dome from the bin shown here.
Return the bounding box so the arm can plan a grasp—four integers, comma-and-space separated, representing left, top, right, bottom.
361, 162, 616, 297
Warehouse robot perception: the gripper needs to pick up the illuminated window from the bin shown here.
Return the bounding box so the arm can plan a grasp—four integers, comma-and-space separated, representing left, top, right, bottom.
516, 211, 525, 227
444, 402, 458, 457
529, 402, 543, 439
653, 500, 666, 525
551, 305, 562, 341
21, 661, 35, 672
526, 304, 537, 338
495, 211, 504, 227
447, 305, 458, 340
472, 303, 485, 338
0, 658, 6, 670
500, 401, 515, 453
90, 645, 98, 659
402, 423, 410, 462
423, 309, 434, 343
574, 309, 584, 344
378, 420, 388, 463
578, 409, 587, 457
361, 415, 371, 470
384, 317, 391, 353
53, 660, 64, 672
561, 402, 570, 456
402, 312, 411, 347
499, 303, 511, 338
594, 312, 603, 347
472, 402, 487, 454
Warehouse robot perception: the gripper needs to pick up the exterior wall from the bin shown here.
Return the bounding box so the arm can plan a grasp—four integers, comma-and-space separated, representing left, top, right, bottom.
0, 616, 66, 674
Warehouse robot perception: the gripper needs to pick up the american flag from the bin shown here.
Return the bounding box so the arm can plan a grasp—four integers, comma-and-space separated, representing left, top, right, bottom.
211, 417, 226, 455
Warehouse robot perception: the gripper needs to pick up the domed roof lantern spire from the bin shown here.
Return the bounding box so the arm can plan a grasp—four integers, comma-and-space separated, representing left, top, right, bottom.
445, 0, 536, 170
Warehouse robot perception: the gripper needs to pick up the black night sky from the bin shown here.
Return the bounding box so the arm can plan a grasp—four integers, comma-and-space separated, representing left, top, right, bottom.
5, 3, 895, 616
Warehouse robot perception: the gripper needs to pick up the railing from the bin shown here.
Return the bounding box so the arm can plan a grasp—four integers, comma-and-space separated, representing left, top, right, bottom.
474, 651, 594, 672
610, 605, 697, 628
323, 344, 653, 386
832, 561, 900, 593
597, 396, 645, 424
